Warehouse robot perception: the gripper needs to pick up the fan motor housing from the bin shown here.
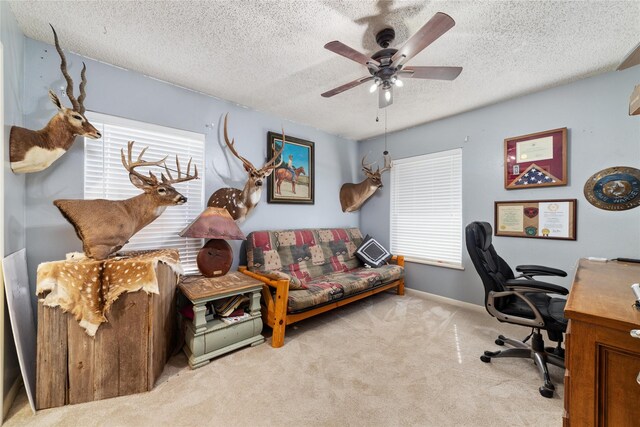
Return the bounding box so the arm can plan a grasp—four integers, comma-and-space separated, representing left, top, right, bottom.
371, 48, 398, 62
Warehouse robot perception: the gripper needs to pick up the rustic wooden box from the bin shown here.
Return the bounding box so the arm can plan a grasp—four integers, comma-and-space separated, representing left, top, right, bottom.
36, 262, 177, 409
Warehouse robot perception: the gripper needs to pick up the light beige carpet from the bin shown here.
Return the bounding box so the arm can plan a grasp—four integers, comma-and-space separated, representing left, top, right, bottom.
5, 290, 563, 426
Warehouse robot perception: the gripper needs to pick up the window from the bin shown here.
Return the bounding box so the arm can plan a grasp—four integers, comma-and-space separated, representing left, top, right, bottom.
84, 112, 205, 274
390, 148, 462, 269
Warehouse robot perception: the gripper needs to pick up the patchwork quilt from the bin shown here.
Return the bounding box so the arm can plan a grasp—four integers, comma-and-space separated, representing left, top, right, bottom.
246, 228, 404, 312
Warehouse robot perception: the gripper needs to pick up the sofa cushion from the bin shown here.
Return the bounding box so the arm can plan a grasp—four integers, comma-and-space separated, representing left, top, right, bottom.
286, 264, 404, 312
288, 281, 344, 312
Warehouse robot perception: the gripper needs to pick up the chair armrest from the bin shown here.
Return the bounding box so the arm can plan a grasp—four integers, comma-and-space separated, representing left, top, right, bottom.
515, 264, 567, 277
505, 278, 569, 296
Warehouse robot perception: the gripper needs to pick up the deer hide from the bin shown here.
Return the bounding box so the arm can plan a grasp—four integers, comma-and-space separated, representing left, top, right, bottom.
9, 125, 67, 174
37, 249, 183, 336
55, 199, 140, 260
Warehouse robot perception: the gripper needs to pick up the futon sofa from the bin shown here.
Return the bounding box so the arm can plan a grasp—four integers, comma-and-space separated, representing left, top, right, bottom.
239, 227, 404, 347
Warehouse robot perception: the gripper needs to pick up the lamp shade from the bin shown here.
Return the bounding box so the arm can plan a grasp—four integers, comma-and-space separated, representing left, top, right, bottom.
179, 207, 245, 240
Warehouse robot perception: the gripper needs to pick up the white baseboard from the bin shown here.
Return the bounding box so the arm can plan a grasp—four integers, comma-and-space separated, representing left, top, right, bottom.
2, 376, 21, 421
405, 288, 485, 313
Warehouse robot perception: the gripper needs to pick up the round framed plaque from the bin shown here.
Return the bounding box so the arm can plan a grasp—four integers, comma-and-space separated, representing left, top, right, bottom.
583, 166, 640, 211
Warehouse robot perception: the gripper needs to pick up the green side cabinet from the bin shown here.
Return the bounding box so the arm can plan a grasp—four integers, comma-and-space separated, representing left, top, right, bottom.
178, 273, 265, 369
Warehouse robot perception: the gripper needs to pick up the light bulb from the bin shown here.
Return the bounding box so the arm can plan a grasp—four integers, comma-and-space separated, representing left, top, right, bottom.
385, 90, 391, 101
369, 82, 378, 93
395, 78, 404, 87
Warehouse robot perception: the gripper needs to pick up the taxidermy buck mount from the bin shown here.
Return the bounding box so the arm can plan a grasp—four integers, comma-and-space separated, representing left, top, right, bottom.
340, 153, 391, 212
54, 141, 198, 260
9, 25, 101, 174
207, 114, 284, 222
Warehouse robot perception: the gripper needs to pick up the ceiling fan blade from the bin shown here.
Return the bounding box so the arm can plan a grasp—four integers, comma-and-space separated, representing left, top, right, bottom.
325, 41, 380, 66
618, 42, 640, 70
379, 86, 393, 109
401, 66, 462, 80
391, 12, 455, 64
321, 76, 373, 98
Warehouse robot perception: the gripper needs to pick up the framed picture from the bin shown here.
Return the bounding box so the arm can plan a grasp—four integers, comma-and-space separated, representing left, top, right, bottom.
494, 199, 577, 240
504, 127, 567, 190
266, 131, 314, 204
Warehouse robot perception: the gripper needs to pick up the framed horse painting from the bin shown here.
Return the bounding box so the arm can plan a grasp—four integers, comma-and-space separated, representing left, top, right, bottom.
266, 131, 314, 204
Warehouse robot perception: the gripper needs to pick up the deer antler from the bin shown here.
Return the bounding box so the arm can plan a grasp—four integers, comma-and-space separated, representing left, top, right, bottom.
50, 24, 80, 112
262, 129, 285, 171
161, 154, 198, 185
361, 153, 376, 173
380, 152, 392, 174
223, 114, 256, 172
121, 141, 167, 186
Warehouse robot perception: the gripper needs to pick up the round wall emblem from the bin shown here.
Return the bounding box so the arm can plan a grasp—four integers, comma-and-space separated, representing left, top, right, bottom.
584, 166, 640, 211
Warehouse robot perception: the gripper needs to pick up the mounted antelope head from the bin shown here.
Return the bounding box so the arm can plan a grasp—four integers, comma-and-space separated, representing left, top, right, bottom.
9, 25, 101, 174
339, 153, 392, 212
207, 114, 284, 222
54, 141, 198, 260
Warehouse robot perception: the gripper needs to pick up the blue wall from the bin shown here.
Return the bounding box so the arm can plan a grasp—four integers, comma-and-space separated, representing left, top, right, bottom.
1, 0, 24, 408
22, 37, 360, 295
359, 67, 640, 305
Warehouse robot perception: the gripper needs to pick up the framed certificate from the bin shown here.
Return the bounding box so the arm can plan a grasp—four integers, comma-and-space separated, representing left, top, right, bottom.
494, 199, 577, 240
504, 128, 568, 190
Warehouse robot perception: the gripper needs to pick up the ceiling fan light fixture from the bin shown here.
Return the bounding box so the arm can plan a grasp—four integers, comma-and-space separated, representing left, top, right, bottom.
395, 78, 404, 87
384, 90, 391, 102
369, 82, 378, 93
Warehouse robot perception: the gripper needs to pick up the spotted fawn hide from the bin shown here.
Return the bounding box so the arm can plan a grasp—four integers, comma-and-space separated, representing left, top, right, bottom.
37, 249, 182, 336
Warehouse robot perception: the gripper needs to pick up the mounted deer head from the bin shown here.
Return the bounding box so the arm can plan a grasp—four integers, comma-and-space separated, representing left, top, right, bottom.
9, 25, 101, 174
339, 153, 392, 212
54, 141, 198, 260
207, 114, 284, 222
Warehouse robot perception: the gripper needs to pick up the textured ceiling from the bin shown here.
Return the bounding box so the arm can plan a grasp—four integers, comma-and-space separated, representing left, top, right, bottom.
8, 1, 640, 141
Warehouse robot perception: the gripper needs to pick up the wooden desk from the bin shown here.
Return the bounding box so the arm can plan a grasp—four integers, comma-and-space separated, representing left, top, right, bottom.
564, 259, 640, 426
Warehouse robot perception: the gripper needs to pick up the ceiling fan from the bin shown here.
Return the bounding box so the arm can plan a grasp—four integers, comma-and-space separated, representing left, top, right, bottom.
321, 12, 462, 108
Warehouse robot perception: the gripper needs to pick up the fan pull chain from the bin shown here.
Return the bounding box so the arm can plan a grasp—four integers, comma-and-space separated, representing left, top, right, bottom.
383, 109, 388, 155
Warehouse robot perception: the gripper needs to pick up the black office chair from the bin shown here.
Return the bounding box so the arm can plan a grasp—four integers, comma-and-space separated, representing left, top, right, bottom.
465, 221, 569, 398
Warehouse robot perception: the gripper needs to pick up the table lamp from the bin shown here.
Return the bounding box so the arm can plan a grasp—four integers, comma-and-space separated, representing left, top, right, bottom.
179, 207, 246, 277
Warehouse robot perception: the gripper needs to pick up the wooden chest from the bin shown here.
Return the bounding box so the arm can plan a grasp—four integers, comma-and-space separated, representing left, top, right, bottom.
36, 262, 177, 409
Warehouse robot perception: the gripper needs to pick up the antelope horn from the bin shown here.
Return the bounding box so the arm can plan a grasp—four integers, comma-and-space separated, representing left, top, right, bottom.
50, 24, 79, 111
77, 62, 87, 114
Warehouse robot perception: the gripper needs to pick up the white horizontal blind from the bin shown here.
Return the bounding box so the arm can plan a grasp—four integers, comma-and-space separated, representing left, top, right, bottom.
84, 112, 204, 274
390, 148, 462, 269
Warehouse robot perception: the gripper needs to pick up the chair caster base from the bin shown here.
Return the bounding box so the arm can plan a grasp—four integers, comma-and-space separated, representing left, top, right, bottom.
480, 355, 491, 363
495, 338, 505, 346
539, 386, 554, 398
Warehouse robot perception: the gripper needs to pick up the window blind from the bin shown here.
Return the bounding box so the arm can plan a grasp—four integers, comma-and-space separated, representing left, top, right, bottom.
390, 148, 462, 269
84, 112, 205, 274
